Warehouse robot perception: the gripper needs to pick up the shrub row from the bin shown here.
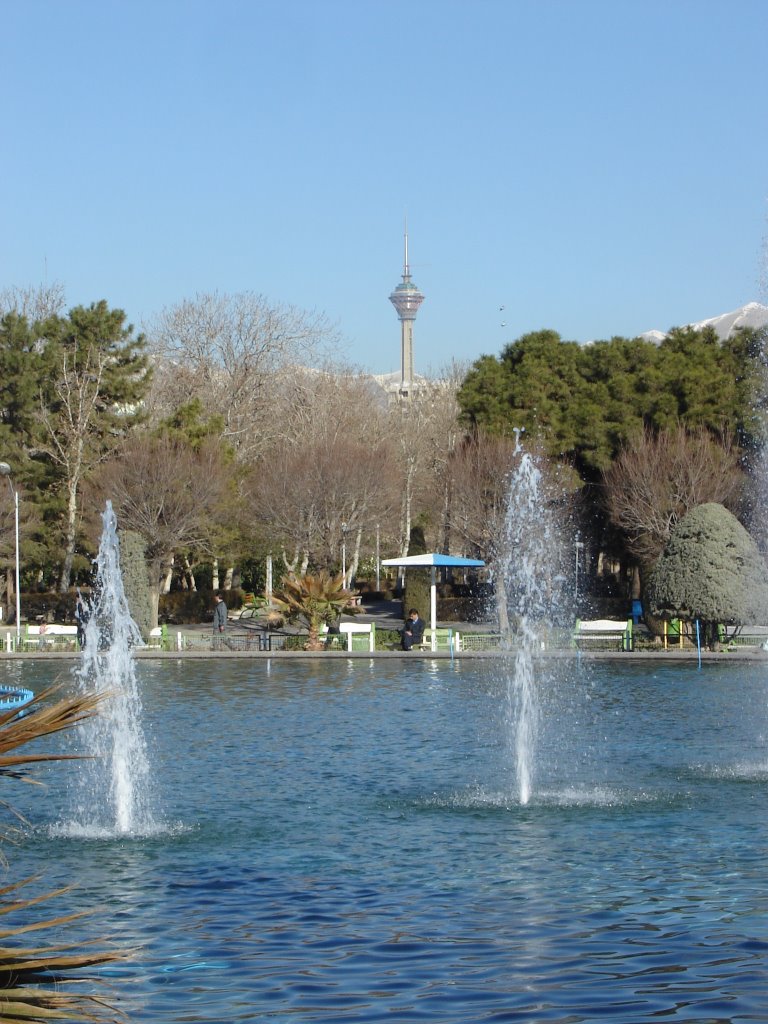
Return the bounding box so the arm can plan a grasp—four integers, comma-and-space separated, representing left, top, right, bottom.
13, 588, 246, 626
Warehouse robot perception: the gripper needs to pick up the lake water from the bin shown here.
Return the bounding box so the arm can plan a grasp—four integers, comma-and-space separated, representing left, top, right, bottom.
2, 656, 768, 1023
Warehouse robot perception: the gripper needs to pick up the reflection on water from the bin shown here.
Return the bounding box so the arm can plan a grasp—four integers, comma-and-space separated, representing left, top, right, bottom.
3, 657, 768, 1022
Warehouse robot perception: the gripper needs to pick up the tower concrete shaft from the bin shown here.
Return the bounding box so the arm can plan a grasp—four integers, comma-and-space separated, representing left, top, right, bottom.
389, 228, 424, 394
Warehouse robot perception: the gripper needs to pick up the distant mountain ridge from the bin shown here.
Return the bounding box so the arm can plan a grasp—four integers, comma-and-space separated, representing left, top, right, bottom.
640, 301, 768, 344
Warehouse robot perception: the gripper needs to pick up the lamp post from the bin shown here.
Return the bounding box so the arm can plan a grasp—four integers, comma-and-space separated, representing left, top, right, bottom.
375, 523, 380, 591
341, 521, 348, 589
574, 535, 584, 604
0, 463, 21, 643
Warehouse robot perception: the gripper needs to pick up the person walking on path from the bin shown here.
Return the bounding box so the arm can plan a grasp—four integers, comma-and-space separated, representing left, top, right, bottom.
212, 592, 227, 649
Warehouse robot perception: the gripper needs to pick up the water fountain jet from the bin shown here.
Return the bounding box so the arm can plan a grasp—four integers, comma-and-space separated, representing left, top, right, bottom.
497, 438, 567, 805
63, 501, 157, 837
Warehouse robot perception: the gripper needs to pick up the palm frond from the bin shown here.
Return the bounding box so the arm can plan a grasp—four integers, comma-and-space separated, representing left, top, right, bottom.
0, 687, 107, 767
272, 572, 360, 649
0, 688, 128, 1022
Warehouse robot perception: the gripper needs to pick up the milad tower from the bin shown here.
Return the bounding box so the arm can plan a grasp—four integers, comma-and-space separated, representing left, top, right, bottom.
389, 226, 425, 396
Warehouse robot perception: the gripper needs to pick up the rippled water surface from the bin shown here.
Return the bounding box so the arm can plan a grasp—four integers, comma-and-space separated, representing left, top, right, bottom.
2, 657, 768, 1022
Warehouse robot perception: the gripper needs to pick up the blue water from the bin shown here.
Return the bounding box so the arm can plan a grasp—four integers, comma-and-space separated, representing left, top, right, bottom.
2, 657, 768, 1022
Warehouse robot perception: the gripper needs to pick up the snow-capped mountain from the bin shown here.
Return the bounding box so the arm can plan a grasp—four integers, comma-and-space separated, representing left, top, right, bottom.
640, 301, 768, 343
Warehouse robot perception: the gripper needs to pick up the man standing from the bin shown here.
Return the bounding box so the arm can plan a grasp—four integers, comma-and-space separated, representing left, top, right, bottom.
75, 593, 89, 649
212, 592, 227, 649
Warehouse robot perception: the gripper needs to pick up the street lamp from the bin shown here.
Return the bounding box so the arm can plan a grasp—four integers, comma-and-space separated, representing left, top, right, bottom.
375, 523, 380, 591
0, 463, 21, 643
341, 521, 348, 589
574, 535, 584, 604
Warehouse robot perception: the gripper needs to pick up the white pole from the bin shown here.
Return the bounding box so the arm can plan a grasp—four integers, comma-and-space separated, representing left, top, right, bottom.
341, 522, 348, 588
430, 566, 437, 651
375, 523, 380, 591
575, 537, 583, 604
14, 489, 20, 643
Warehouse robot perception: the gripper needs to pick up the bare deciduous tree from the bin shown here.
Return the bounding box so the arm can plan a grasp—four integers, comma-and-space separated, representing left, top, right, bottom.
450, 432, 520, 557
248, 368, 400, 581
385, 371, 466, 557
145, 292, 339, 460
37, 302, 148, 591
0, 282, 66, 322
41, 344, 109, 590
410, 365, 466, 552
93, 437, 234, 627
253, 435, 400, 579
603, 425, 744, 572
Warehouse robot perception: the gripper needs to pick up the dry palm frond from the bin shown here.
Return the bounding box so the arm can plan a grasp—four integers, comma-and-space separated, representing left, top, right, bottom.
0, 890, 126, 1023
0, 986, 118, 1022
0, 686, 107, 773
0, 687, 111, 848
0, 688, 128, 1022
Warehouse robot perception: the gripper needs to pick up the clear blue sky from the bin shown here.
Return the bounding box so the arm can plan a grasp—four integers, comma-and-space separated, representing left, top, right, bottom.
3, 0, 767, 374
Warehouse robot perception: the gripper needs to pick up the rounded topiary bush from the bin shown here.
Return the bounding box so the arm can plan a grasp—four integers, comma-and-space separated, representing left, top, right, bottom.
119, 529, 153, 636
646, 502, 768, 645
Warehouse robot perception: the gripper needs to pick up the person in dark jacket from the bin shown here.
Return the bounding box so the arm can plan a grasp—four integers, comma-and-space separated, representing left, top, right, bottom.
212, 592, 227, 649
401, 608, 425, 650
75, 594, 89, 649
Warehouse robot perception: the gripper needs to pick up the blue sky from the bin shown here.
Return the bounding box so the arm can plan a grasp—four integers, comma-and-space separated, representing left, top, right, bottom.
2, 0, 767, 374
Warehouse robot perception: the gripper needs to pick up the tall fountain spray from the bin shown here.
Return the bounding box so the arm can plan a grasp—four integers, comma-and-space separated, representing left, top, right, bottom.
496, 435, 566, 805
66, 501, 156, 836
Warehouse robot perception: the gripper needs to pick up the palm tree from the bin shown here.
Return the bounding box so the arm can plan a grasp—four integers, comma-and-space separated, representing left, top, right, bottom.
0, 687, 126, 1022
271, 572, 359, 650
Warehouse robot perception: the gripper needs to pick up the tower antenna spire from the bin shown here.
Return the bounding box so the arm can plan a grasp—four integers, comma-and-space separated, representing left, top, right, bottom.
389, 222, 424, 396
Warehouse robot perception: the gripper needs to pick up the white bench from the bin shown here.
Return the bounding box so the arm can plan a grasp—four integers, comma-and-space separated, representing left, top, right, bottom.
419, 628, 455, 653
320, 622, 376, 651
573, 618, 633, 652
21, 624, 79, 651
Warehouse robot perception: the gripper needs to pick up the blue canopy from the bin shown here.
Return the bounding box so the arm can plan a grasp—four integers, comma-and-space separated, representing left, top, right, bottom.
381, 553, 485, 639
381, 553, 485, 568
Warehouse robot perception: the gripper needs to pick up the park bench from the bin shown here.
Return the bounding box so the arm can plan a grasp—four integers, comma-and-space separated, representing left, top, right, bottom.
573, 618, 633, 652
419, 627, 455, 653
320, 622, 376, 651
19, 624, 79, 652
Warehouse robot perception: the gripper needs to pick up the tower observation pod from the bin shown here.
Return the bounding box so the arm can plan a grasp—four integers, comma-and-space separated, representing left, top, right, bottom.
389, 227, 424, 395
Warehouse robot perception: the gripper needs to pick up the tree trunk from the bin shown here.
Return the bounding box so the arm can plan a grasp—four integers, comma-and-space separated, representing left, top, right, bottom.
223, 566, 234, 589
305, 615, 323, 651
282, 547, 300, 575
494, 568, 510, 634
400, 454, 415, 558
630, 564, 641, 600
212, 557, 220, 591
149, 585, 161, 632
348, 527, 362, 590
441, 474, 453, 553
58, 476, 79, 592
162, 557, 174, 594
184, 556, 198, 591
150, 554, 173, 630
637, 562, 667, 639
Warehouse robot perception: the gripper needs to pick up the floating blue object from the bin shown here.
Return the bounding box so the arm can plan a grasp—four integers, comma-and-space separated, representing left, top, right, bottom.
0, 685, 34, 710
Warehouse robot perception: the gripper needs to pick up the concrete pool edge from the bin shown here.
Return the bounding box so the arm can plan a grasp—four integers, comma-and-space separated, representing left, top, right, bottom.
3, 648, 768, 662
